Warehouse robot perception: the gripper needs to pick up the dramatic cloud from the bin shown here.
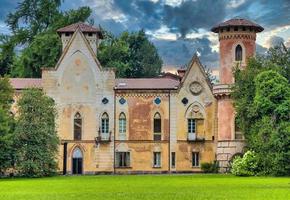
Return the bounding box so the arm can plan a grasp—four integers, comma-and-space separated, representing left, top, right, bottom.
152, 37, 219, 69
163, 0, 226, 37
0, 0, 290, 70
266, 36, 285, 48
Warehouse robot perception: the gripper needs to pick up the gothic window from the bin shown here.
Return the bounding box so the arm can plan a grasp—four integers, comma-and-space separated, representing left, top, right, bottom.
235, 45, 243, 61
153, 112, 161, 141
74, 112, 82, 140
119, 113, 126, 139
101, 113, 109, 134
72, 147, 83, 174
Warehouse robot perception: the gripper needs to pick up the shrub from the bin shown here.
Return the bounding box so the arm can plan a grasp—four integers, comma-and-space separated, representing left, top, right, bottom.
231, 151, 258, 176
201, 161, 219, 173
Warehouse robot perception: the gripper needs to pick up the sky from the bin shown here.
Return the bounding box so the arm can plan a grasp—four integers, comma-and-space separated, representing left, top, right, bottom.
1, 0, 290, 72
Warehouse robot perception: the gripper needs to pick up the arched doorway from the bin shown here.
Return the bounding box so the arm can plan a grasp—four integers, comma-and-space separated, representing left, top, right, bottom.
72, 147, 83, 174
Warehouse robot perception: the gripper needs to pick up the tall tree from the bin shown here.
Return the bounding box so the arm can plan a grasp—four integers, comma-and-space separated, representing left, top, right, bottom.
0, 77, 14, 174
15, 88, 59, 177
232, 46, 290, 176
98, 30, 163, 78
2, 0, 92, 77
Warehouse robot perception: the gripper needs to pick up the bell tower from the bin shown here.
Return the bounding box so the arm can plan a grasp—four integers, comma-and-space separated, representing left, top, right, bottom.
211, 18, 263, 172
57, 22, 103, 55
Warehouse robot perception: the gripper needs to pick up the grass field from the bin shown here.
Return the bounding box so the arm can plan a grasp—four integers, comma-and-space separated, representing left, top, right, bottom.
0, 174, 289, 200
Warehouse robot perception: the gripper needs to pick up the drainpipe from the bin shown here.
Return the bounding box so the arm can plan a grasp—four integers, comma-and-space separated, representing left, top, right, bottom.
113, 89, 116, 174
168, 90, 171, 173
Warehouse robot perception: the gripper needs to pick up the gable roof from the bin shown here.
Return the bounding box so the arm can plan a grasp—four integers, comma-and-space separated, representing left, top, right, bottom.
57, 22, 103, 38
179, 54, 212, 90
50, 28, 103, 71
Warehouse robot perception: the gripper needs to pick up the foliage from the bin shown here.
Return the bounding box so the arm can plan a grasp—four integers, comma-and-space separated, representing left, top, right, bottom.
2, 0, 92, 78
0, 76, 14, 174
14, 88, 59, 177
0, 35, 15, 76
0, 175, 289, 199
201, 161, 219, 173
98, 29, 163, 78
232, 46, 290, 176
231, 151, 258, 176
11, 33, 62, 78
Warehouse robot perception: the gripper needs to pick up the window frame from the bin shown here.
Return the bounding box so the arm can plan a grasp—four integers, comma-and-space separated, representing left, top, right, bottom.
153, 152, 161, 168
74, 112, 82, 140
115, 152, 130, 168
153, 112, 162, 141
101, 113, 109, 134
171, 152, 176, 169
192, 152, 200, 167
235, 44, 243, 61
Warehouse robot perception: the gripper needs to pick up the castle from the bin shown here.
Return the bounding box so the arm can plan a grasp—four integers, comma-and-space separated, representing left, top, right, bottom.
10, 18, 263, 174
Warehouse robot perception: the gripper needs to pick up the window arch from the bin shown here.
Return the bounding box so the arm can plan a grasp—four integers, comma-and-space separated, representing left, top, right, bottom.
153, 112, 161, 141
235, 44, 243, 61
72, 147, 83, 174
119, 112, 126, 138
74, 112, 82, 140
101, 113, 109, 134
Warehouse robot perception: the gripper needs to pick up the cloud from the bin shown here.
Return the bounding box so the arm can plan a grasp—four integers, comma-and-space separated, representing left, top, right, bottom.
266, 36, 285, 48
163, 0, 227, 37
152, 36, 219, 69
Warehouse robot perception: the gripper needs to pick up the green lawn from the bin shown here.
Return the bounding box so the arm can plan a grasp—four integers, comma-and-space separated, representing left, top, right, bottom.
0, 174, 289, 200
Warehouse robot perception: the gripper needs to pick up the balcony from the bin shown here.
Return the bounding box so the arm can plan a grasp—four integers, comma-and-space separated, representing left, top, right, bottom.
95, 130, 111, 144
187, 133, 205, 142
213, 84, 232, 97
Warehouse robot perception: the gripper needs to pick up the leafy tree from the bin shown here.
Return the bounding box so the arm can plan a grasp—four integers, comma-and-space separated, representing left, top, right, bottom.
2, 0, 92, 77
232, 47, 290, 176
98, 30, 163, 78
0, 77, 14, 174
11, 33, 62, 78
15, 88, 59, 177
0, 35, 15, 76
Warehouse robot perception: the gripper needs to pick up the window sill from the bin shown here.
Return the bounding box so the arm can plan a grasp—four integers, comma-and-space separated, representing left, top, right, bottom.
115, 166, 132, 169
192, 166, 200, 168
153, 166, 162, 168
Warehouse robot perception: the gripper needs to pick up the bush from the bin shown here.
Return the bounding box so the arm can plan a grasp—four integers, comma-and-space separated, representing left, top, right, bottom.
201, 161, 219, 173
231, 151, 258, 176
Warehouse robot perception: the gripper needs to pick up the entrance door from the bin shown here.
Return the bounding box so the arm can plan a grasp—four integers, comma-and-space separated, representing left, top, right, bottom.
72, 147, 83, 174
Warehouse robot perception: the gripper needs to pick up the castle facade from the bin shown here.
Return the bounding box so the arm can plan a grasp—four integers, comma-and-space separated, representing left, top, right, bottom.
10, 18, 263, 174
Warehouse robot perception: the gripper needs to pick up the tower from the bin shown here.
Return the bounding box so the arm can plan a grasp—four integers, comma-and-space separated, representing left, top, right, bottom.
57, 22, 103, 55
211, 18, 263, 172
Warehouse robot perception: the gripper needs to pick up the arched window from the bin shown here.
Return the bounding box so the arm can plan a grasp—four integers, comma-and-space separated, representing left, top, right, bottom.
119, 113, 126, 140
101, 113, 109, 134
74, 112, 82, 140
72, 147, 83, 174
235, 45, 243, 61
153, 112, 161, 141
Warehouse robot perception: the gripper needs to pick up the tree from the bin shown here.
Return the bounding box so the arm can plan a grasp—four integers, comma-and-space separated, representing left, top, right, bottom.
11, 33, 62, 78
0, 35, 15, 76
2, 0, 92, 77
232, 47, 290, 176
15, 88, 59, 177
98, 30, 163, 78
0, 76, 14, 174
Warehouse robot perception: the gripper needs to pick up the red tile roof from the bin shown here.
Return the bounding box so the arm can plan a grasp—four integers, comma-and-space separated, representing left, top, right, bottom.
9, 78, 180, 90
211, 18, 264, 33
57, 22, 103, 38
115, 78, 180, 90
10, 78, 42, 89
